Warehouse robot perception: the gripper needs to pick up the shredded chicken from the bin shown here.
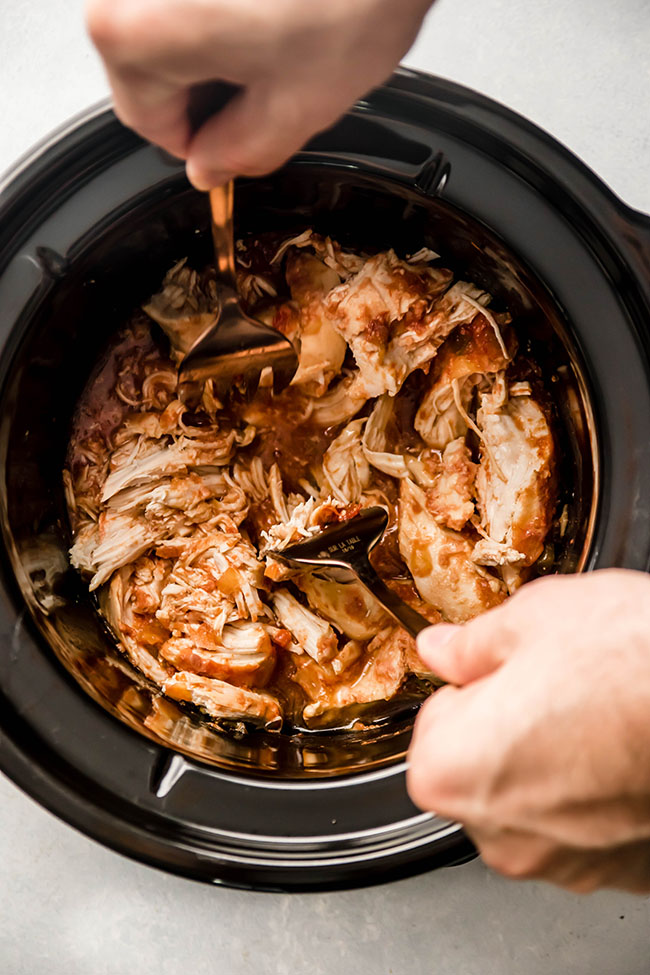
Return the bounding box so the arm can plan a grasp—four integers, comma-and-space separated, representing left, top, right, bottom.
399, 478, 506, 623
424, 439, 477, 532
311, 372, 369, 426
415, 310, 514, 448
65, 231, 557, 733
163, 671, 282, 729
297, 626, 412, 721
322, 419, 370, 503
143, 258, 217, 358
285, 250, 347, 394
473, 390, 555, 590
323, 250, 454, 397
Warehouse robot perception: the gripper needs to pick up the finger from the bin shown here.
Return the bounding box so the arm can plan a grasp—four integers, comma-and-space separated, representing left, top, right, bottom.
185, 82, 334, 188
416, 604, 519, 687
471, 825, 650, 893
106, 65, 191, 158
405, 683, 483, 818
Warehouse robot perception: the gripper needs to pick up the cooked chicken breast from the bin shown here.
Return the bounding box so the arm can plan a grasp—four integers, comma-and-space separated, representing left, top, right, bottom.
424, 438, 477, 532
399, 478, 506, 623
143, 258, 217, 357
415, 311, 514, 449
297, 626, 410, 721
474, 390, 555, 584
323, 250, 453, 397
296, 572, 390, 641
285, 250, 347, 395
163, 671, 282, 728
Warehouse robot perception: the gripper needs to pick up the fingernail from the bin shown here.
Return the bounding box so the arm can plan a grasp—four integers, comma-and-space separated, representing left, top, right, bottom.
416, 624, 458, 655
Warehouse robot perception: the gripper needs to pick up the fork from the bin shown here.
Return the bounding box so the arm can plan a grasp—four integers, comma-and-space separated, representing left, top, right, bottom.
178, 181, 299, 402
272, 507, 430, 638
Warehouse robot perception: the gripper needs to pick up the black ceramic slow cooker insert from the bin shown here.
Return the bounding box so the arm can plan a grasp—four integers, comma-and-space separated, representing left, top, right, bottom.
0, 70, 649, 891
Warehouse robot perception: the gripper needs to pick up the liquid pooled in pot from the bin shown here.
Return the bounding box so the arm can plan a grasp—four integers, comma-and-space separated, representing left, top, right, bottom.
63, 231, 556, 732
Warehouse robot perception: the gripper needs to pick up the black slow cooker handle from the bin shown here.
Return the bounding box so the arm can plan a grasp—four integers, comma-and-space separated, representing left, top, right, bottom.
186, 81, 451, 198
297, 112, 451, 197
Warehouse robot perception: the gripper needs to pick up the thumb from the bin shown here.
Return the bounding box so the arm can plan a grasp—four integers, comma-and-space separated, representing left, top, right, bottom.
416, 604, 518, 686
185, 82, 333, 189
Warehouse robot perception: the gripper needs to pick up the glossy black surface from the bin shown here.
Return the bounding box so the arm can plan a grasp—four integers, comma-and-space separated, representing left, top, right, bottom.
0, 71, 649, 890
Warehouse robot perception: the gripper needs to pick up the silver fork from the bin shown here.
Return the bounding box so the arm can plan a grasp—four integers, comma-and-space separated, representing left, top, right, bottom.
272, 507, 430, 638
178, 181, 298, 402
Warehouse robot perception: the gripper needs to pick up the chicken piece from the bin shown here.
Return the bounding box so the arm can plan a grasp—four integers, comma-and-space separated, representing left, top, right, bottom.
322, 419, 370, 503
106, 472, 216, 516
156, 531, 266, 645
71, 509, 168, 591
362, 394, 423, 479
330, 639, 365, 675
285, 250, 347, 394
324, 250, 453, 397
260, 490, 349, 579
160, 621, 276, 688
424, 438, 477, 531
236, 269, 277, 306
399, 478, 506, 623
129, 556, 171, 613
162, 672, 282, 729
473, 391, 555, 583
296, 572, 390, 641
157, 572, 235, 638
101, 567, 172, 684
102, 430, 250, 501
111, 405, 184, 443
415, 308, 514, 449
143, 258, 217, 357
271, 229, 365, 279
258, 300, 302, 346
271, 589, 339, 663
298, 626, 410, 721
311, 372, 369, 427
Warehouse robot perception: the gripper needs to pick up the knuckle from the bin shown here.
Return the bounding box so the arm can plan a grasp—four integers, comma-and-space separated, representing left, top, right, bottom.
406, 743, 464, 815
481, 846, 539, 880
86, 0, 118, 49
565, 874, 600, 894
222, 144, 291, 178
405, 764, 432, 811
87, 0, 161, 61
86, 0, 131, 52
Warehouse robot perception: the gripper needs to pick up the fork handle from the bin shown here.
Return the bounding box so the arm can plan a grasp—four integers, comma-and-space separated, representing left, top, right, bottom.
354, 558, 431, 638
209, 183, 238, 293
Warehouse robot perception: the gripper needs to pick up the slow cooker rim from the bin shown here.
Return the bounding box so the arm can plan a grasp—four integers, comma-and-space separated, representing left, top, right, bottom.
1, 69, 649, 269
0, 694, 476, 891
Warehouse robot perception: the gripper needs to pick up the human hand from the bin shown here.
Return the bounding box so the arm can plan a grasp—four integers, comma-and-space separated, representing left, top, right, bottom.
86, 0, 433, 189
407, 569, 650, 892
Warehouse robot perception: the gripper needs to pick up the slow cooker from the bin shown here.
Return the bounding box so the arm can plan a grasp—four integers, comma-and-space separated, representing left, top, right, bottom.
0, 70, 649, 892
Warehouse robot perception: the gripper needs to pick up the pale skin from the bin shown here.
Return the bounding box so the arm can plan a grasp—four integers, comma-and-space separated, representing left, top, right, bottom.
86, 0, 650, 892
86, 0, 433, 189
408, 570, 650, 893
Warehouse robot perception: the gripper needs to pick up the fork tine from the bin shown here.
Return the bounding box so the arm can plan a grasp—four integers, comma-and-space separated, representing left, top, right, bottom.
177, 182, 299, 398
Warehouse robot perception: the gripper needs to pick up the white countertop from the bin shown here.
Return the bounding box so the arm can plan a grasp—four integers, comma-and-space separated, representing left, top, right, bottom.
1, 1, 649, 972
